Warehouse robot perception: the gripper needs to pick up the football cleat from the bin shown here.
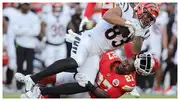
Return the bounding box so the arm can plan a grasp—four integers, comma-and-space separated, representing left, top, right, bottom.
20, 86, 41, 98
15, 73, 35, 92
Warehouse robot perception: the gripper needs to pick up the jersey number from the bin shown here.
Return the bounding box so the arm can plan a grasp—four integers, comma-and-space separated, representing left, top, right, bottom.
124, 74, 134, 82
107, 52, 119, 60
97, 73, 112, 91
51, 24, 65, 37
105, 25, 130, 47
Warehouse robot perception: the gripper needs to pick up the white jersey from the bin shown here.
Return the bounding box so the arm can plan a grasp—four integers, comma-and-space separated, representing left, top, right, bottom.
3, 7, 20, 27
3, 7, 20, 69
88, 3, 134, 52
145, 11, 168, 58
43, 13, 69, 44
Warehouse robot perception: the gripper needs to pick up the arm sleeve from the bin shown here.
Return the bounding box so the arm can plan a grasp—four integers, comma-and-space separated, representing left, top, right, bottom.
84, 3, 96, 19
123, 42, 136, 58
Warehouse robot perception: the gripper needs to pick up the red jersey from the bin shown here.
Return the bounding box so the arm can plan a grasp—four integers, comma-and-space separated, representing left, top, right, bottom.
84, 2, 115, 19
94, 52, 136, 98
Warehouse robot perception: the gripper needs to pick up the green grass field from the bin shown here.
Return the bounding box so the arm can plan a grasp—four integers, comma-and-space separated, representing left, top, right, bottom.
3, 92, 177, 99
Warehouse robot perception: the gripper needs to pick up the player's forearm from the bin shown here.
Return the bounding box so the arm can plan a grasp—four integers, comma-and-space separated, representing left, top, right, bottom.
103, 7, 126, 26
12, 26, 29, 36
86, 81, 110, 98
26, 24, 41, 37
131, 36, 144, 54
162, 25, 168, 49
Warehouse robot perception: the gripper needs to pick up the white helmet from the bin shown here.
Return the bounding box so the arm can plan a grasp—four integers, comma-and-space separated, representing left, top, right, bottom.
134, 53, 155, 76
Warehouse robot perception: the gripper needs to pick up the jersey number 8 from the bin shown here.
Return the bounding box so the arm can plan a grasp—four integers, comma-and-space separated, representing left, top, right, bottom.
105, 25, 131, 47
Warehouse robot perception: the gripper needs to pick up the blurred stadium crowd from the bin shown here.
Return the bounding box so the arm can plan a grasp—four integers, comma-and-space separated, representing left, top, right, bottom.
2, 2, 177, 97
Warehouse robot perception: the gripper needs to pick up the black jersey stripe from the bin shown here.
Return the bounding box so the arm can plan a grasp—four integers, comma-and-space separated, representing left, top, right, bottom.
124, 3, 129, 12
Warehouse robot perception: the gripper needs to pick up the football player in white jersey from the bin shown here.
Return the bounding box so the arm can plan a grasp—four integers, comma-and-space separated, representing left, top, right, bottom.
16, 3, 160, 96
142, 6, 168, 61
3, 3, 20, 91
42, 4, 69, 67
140, 4, 169, 94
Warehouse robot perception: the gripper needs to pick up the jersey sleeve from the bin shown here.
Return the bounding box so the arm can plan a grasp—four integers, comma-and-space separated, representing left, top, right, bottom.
84, 3, 97, 19
123, 42, 136, 58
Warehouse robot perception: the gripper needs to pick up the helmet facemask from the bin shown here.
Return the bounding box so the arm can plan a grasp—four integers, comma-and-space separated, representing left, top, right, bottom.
134, 53, 155, 76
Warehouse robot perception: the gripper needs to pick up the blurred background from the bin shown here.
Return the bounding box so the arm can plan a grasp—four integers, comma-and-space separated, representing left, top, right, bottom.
2, 2, 177, 98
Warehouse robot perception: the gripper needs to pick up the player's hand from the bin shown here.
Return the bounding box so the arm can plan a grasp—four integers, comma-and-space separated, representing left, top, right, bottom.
125, 19, 150, 39
79, 17, 89, 31
162, 48, 168, 61
65, 29, 79, 43
125, 20, 135, 35
75, 73, 89, 87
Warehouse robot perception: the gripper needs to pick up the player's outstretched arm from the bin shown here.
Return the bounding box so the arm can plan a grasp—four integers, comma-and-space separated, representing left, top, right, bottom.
103, 7, 127, 27
131, 36, 144, 55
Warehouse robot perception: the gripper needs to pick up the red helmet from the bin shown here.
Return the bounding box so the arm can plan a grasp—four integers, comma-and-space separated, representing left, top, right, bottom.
135, 3, 160, 29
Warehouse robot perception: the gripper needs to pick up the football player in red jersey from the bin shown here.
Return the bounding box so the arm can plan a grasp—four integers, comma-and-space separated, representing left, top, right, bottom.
19, 42, 159, 98
90, 51, 136, 98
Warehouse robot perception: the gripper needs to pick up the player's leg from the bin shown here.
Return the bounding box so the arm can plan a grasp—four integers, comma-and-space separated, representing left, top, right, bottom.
53, 55, 100, 97
15, 34, 91, 91
21, 55, 100, 98
6, 59, 16, 85
30, 35, 90, 83
38, 72, 90, 98
77, 55, 100, 84
22, 55, 100, 98
5, 33, 17, 88
37, 72, 76, 87
25, 72, 86, 98
67, 55, 100, 98
16, 46, 26, 90
55, 72, 76, 85
25, 48, 34, 75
